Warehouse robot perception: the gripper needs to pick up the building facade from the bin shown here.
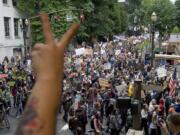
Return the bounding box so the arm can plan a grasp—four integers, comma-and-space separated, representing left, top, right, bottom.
0, 0, 28, 62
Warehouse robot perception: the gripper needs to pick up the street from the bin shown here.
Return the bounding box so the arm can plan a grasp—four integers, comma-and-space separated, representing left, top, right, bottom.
0, 0, 180, 135
0, 114, 72, 135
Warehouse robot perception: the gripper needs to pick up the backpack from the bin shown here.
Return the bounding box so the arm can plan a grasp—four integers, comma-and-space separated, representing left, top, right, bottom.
90, 118, 95, 129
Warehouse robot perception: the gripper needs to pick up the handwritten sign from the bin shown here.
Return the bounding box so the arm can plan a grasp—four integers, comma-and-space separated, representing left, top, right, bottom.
156, 67, 167, 78
115, 50, 121, 55
104, 63, 111, 70
75, 48, 85, 56
99, 78, 110, 87
116, 85, 127, 91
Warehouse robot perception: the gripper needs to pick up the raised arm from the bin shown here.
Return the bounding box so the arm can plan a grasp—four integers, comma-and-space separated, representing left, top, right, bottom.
15, 13, 80, 135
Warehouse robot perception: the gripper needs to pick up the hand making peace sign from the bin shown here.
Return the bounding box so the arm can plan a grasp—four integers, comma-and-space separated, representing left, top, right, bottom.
15, 13, 80, 135
32, 13, 80, 80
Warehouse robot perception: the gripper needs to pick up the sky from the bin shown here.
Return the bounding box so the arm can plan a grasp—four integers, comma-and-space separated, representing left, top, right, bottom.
170, 0, 176, 4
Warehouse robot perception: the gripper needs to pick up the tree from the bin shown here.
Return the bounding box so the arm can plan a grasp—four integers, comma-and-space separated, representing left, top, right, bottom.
81, 0, 127, 42
17, 0, 128, 44
172, 26, 180, 33
126, 0, 142, 27
17, 0, 92, 44
141, 0, 176, 36
175, 0, 180, 28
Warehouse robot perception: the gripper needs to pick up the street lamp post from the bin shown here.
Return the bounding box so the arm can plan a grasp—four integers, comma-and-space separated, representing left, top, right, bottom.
134, 16, 138, 36
19, 19, 29, 58
151, 12, 157, 67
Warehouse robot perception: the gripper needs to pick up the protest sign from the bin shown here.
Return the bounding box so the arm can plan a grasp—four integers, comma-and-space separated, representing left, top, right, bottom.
27, 60, 31, 66
118, 42, 122, 46
99, 78, 110, 87
142, 84, 164, 92
27, 59, 32, 72
115, 50, 121, 55
156, 67, 167, 78
101, 49, 106, 54
127, 129, 144, 135
75, 48, 85, 56
104, 63, 111, 70
0, 74, 8, 79
116, 84, 127, 92
75, 58, 83, 65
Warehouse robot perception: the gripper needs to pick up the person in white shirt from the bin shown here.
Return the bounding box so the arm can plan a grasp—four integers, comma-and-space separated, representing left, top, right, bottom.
141, 104, 149, 135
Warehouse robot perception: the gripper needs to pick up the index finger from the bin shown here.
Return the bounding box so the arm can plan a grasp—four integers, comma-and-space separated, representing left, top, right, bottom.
40, 13, 54, 46
57, 23, 80, 51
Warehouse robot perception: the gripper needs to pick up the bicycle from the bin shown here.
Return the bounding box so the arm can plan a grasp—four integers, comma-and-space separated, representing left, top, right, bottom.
0, 102, 10, 130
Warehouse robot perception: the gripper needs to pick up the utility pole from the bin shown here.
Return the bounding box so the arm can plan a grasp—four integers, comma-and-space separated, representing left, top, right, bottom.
151, 26, 155, 67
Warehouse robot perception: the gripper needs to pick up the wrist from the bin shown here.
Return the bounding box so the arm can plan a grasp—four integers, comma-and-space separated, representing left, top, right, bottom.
36, 73, 61, 82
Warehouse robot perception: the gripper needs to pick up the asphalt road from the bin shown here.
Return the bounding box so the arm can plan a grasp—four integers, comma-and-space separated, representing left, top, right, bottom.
0, 112, 127, 135
0, 114, 73, 135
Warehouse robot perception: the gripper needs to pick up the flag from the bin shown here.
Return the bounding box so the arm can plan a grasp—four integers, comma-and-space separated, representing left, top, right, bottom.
169, 68, 177, 97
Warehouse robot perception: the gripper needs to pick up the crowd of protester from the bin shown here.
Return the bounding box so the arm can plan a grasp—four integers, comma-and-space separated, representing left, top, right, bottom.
62, 38, 180, 135
0, 37, 180, 135
0, 56, 34, 119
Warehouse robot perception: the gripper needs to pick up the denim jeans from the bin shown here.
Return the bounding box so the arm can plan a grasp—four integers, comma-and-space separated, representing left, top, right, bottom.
87, 103, 93, 117
16, 103, 23, 117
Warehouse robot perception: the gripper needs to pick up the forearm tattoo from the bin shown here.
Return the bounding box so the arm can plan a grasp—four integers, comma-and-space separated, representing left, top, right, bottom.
15, 97, 44, 135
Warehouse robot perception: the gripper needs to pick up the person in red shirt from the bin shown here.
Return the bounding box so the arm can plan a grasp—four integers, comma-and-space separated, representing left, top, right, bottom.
159, 98, 164, 115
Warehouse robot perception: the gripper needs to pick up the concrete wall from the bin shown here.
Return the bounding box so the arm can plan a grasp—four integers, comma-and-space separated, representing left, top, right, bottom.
0, 0, 26, 62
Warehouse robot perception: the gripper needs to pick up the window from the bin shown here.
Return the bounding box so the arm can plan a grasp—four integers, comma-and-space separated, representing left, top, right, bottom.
14, 18, 19, 37
4, 17, 10, 37
3, 0, 7, 4
12, 0, 17, 6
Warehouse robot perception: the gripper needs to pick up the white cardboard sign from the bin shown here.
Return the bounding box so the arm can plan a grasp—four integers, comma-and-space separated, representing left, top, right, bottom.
75, 48, 85, 56
156, 67, 167, 78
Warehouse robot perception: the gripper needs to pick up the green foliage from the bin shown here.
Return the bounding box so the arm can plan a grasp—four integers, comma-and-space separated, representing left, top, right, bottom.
172, 26, 180, 33
17, 0, 83, 44
175, 0, 180, 28
136, 40, 150, 49
141, 0, 176, 36
17, 0, 128, 43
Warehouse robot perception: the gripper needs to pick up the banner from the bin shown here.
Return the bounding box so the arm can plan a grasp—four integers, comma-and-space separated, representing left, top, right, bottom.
99, 78, 110, 87
0, 74, 8, 79
75, 48, 85, 56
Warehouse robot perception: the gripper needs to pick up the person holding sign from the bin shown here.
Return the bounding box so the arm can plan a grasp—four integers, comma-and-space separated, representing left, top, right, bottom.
15, 13, 80, 135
